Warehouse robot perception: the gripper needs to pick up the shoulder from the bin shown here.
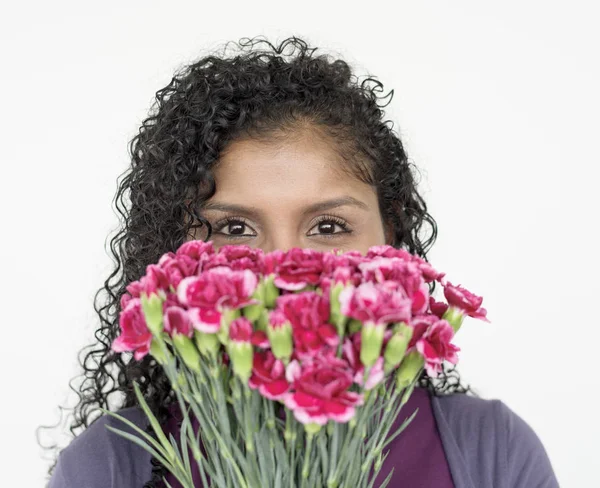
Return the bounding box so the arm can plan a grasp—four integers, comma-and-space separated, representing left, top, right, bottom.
48, 407, 152, 488
431, 393, 559, 488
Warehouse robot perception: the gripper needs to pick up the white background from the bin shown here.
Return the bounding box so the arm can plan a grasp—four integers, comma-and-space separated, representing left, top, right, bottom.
1, 1, 598, 486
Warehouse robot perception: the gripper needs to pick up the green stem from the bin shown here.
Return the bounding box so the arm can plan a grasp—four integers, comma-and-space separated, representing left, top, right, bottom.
288, 412, 297, 488
301, 432, 314, 487
327, 422, 339, 487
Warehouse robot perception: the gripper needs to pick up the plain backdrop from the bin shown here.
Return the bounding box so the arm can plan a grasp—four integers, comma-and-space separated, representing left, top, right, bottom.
1, 1, 598, 486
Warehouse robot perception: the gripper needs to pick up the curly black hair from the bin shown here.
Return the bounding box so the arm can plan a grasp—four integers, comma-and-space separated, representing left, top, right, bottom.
42, 35, 470, 487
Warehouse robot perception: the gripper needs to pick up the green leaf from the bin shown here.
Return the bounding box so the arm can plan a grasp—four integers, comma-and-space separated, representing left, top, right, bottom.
131, 382, 178, 460
100, 408, 165, 456
104, 425, 172, 471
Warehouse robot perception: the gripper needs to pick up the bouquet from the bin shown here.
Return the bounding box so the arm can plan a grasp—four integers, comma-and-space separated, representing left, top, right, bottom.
106, 241, 488, 488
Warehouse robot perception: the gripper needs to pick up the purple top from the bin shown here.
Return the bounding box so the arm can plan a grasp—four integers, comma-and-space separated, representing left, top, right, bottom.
47, 389, 559, 487
160, 387, 453, 488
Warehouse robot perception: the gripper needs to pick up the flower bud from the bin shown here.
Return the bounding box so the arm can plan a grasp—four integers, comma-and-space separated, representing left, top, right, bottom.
360, 322, 385, 368
348, 319, 362, 334
227, 317, 254, 382
443, 306, 464, 332
304, 423, 322, 435
383, 322, 413, 372
256, 309, 270, 331
171, 370, 184, 392
243, 302, 264, 322
172, 333, 201, 373
395, 350, 424, 389
194, 330, 220, 358
263, 274, 279, 308
267, 310, 293, 362
149, 338, 170, 365
228, 342, 253, 382
140, 293, 164, 335
243, 281, 267, 321
217, 308, 242, 344
329, 282, 348, 336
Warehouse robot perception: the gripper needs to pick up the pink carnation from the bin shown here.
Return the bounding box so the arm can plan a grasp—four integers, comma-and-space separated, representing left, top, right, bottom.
339, 282, 412, 326
163, 306, 193, 337
429, 297, 449, 319
186, 307, 221, 334
111, 299, 153, 360
409, 315, 459, 376
249, 350, 290, 400
264, 248, 325, 291
365, 245, 445, 283
359, 258, 429, 315
178, 267, 258, 310
158, 252, 199, 288
250, 330, 270, 348
443, 282, 489, 322
204, 245, 264, 273
323, 251, 365, 281
411, 254, 446, 283
275, 292, 338, 358
229, 317, 253, 343
178, 267, 258, 333
176, 240, 215, 261
285, 356, 364, 425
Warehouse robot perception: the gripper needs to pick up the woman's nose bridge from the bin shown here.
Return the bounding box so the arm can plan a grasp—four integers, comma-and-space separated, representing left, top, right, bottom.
264, 237, 302, 253
262, 225, 304, 253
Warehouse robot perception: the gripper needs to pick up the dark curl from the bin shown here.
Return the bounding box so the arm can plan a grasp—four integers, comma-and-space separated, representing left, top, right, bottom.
43, 35, 470, 486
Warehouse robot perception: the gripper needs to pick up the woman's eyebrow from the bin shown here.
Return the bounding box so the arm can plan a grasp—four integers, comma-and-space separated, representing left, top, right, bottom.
199, 196, 369, 217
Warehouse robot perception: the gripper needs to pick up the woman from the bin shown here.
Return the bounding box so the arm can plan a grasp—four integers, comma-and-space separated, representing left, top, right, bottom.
45, 36, 558, 487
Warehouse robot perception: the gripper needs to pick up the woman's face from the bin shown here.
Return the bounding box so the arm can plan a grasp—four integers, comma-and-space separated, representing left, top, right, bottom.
197, 132, 390, 254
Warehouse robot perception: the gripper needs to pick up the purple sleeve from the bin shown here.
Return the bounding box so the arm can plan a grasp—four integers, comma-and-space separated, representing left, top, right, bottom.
432, 394, 560, 488
501, 401, 559, 488
46, 408, 152, 488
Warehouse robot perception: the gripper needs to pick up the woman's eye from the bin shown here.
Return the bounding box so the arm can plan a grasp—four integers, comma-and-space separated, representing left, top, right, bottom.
307, 218, 350, 237
214, 219, 256, 238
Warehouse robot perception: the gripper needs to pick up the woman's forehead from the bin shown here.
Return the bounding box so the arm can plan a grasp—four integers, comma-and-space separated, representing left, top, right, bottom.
213, 135, 362, 194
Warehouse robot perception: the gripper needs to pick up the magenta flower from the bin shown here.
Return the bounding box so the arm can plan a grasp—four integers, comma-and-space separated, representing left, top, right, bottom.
323, 251, 365, 281
204, 245, 264, 273
284, 356, 364, 425
365, 245, 413, 261
111, 299, 153, 360
411, 254, 446, 283
175, 240, 215, 261
163, 307, 193, 337
366, 245, 445, 283
249, 350, 290, 400
158, 252, 199, 288
275, 292, 338, 358
187, 307, 221, 334
119, 265, 171, 302
443, 282, 489, 322
409, 315, 459, 376
359, 257, 430, 315
178, 265, 257, 307
250, 330, 270, 348
338, 282, 412, 326
429, 297, 449, 319
178, 267, 258, 333
144, 265, 171, 294
264, 248, 325, 291
229, 317, 253, 342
